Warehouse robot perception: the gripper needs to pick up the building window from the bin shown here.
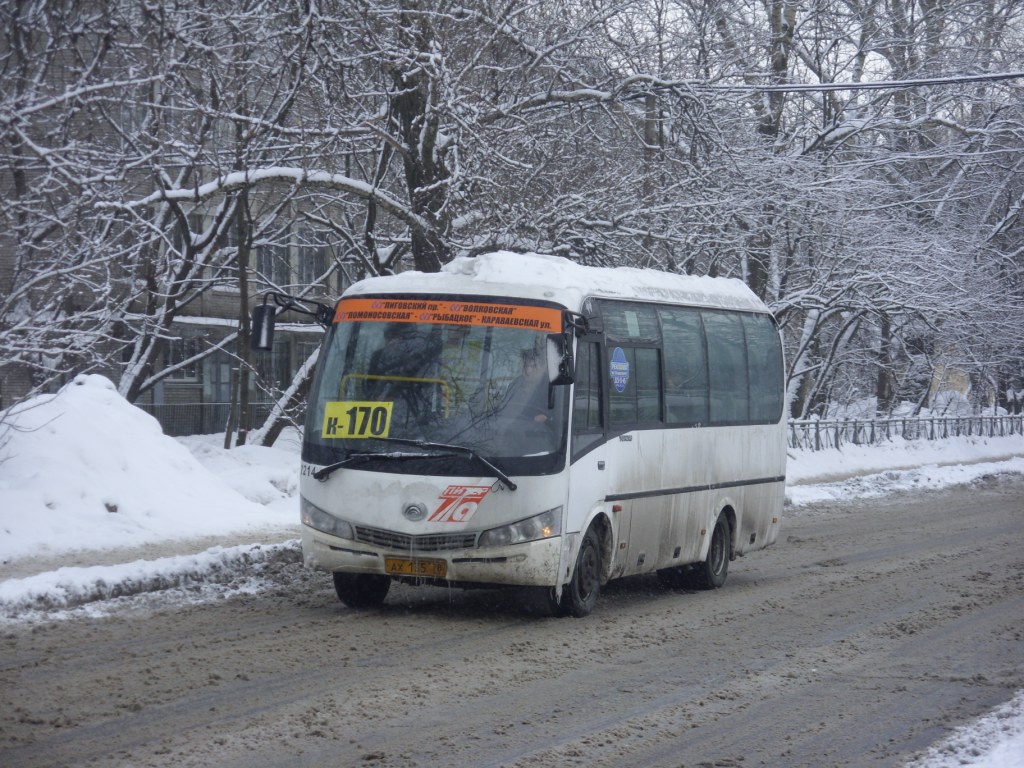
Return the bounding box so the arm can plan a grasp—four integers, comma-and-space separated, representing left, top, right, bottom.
167, 337, 202, 380
257, 243, 290, 287
297, 235, 330, 288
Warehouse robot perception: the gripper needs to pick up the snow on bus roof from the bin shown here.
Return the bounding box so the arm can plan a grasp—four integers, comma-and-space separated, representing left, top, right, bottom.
346, 251, 767, 312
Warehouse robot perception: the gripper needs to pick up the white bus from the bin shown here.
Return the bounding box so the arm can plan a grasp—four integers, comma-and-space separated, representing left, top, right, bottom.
256, 252, 786, 617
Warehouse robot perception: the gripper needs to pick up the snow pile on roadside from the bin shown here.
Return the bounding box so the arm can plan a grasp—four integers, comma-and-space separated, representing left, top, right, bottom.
0, 540, 301, 621
903, 691, 1024, 768
176, 432, 300, 506
785, 432, 1024, 507
786, 456, 1024, 507
787, 433, 1024, 485
0, 374, 295, 564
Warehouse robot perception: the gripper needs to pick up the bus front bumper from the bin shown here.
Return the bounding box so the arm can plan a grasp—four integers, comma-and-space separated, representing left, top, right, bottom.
301, 524, 563, 588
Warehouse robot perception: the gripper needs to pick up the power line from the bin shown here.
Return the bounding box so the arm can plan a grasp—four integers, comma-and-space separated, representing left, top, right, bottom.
694, 71, 1024, 94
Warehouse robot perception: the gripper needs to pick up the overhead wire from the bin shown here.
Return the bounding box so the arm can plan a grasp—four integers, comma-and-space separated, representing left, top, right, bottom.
690, 71, 1024, 94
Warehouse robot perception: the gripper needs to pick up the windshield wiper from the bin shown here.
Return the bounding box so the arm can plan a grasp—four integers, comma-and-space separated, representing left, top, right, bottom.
382, 437, 517, 491
312, 451, 433, 482
313, 438, 517, 491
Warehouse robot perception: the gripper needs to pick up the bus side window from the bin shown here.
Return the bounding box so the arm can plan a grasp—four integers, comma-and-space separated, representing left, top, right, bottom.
742, 314, 785, 423
608, 346, 662, 427
703, 311, 749, 424
659, 307, 709, 425
572, 341, 603, 458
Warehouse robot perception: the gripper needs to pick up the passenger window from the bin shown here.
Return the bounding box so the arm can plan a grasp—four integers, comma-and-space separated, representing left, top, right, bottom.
659, 307, 708, 425
609, 346, 662, 427
703, 311, 749, 424
743, 314, 784, 423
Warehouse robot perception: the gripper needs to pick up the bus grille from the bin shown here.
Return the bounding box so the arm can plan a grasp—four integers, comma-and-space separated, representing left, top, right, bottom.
354, 525, 477, 552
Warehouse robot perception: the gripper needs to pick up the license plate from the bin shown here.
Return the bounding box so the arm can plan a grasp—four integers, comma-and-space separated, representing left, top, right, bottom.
385, 557, 447, 578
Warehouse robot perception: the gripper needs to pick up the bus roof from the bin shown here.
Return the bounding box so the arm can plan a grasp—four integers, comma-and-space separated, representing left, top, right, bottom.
344, 251, 768, 314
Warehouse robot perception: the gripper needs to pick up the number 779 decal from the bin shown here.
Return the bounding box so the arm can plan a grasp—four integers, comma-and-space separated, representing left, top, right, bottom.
321, 401, 394, 439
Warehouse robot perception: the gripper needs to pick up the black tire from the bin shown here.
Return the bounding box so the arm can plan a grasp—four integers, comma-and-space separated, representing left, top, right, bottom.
559, 527, 602, 617
693, 516, 730, 589
332, 572, 390, 608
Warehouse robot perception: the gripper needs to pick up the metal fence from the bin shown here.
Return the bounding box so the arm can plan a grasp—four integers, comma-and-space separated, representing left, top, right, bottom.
788, 415, 1024, 452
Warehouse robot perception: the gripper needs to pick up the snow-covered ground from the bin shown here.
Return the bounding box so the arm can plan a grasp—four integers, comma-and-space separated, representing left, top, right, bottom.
1, 373, 1022, 766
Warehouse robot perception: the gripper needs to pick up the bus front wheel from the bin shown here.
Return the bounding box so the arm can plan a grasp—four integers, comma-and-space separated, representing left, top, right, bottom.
332, 572, 390, 608
557, 527, 602, 617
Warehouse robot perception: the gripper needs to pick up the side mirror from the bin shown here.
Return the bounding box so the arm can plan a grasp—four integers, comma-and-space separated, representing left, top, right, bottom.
546, 333, 574, 385
250, 304, 276, 351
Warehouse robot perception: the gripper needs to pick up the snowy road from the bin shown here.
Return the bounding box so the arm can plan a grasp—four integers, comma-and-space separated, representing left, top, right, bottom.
2, 475, 1023, 768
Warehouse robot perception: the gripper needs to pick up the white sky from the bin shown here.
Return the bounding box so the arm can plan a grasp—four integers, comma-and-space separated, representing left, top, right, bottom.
1, 373, 1022, 766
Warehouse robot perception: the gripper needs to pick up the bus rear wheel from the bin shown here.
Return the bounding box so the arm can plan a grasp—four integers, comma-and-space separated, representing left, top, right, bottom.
556, 527, 602, 617
332, 572, 390, 608
693, 516, 730, 589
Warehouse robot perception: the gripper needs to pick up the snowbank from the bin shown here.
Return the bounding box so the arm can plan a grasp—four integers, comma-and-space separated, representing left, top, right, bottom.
904, 691, 1024, 768
0, 374, 295, 563
0, 540, 300, 620
787, 433, 1024, 485
786, 434, 1024, 507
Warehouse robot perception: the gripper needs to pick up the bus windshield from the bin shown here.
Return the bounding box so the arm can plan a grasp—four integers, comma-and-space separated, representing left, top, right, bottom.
303, 296, 569, 476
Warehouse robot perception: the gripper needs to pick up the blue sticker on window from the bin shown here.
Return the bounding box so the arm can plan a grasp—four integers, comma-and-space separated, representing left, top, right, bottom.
610, 347, 630, 393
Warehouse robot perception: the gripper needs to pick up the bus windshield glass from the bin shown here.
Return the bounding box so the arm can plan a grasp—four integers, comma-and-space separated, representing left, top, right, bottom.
303, 296, 569, 476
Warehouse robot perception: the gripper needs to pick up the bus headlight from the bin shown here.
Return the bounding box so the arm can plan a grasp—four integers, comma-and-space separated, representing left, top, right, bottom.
478, 507, 562, 548
300, 496, 354, 540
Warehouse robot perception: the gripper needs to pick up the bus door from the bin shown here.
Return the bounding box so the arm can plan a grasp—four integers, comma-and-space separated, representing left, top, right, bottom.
604, 342, 670, 577
568, 337, 671, 581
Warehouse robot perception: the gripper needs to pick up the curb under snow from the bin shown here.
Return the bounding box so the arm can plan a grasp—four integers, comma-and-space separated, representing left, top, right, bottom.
0, 540, 302, 621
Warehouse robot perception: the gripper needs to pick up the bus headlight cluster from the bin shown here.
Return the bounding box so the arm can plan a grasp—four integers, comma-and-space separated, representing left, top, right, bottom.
300, 496, 354, 540
478, 507, 562, 548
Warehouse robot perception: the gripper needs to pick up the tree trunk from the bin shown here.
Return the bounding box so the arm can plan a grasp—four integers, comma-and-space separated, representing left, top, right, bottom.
233, 193, 253, 447
875, 315, 896, 415
391, 3, 448, 273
